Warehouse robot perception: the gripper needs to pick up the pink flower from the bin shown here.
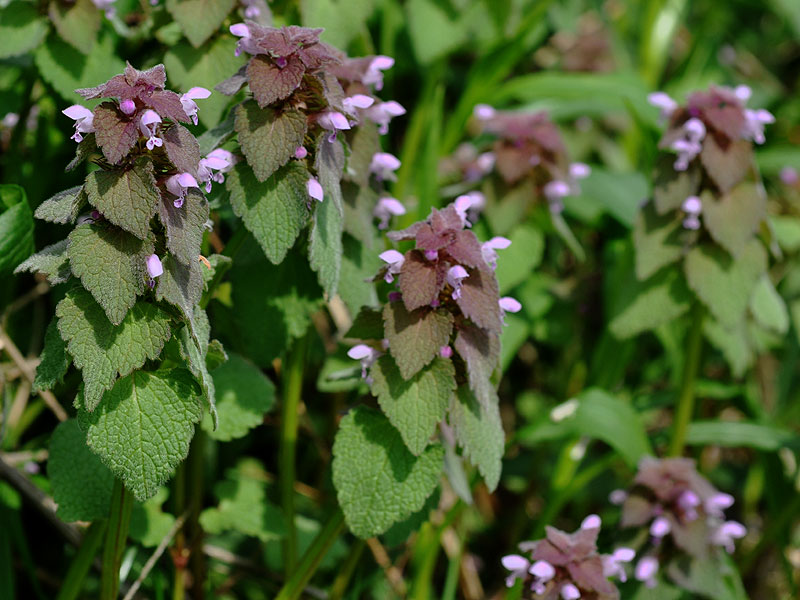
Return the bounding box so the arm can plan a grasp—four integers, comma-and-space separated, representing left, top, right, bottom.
379, 249, 404, 283
544, 180, 571, 201
780, 166, 799, 186
482, 236, 511, 269
569, 162, 591, 179
682, 195, 702, 230
364, 100, 406, 134
146, 254, 163, 278
734, 84, 752, 103
649, 516, 671, 539
742, 108, 775, 145
166, 173, 199, 207
307, 177, 324, 202
529, 560, 556, 594
364, 56, 394, 90
501, 554, 530, 588
119, 99, 136, 115
447, 265, 469, 300
648, 91, 678, 121
139, 109, 163, 150
180, 87, 211, 126
609, 489, 627, 505
473, 103, 496, 121
476, 152, 495, 175
373, 196, 405, 229
347, 344, 381, 381
343, 94, 375, 114
634, 556, 659, 588
197, 149, 235, 192
439, 345, 453, 358
677, 489, 700, 521
370, 152, 401, 181
454, 194, 476, 227
295, 146, 308, 159
581, 514, 601, 529
671, 118, 705, 171
230, 23, 260, 56
63, 105, 95, 143
711, 521, 746, 553
602, 548, 635, 583
499, 297, 521, 314
317, 110, 351, 141
705, 492, 734, 518
92, 0, 116, 18
560, 583, 581, 600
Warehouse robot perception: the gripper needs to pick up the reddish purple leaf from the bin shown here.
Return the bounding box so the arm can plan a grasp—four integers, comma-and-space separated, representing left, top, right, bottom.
143, 91, 191, 124
446, 230, 485, 268
455, 266, 502, 334
92, 102, 139, 165
398, 250, 441, 311
162, 124, 201, 177
699, 135, 752, 194
247, 55, 306, 108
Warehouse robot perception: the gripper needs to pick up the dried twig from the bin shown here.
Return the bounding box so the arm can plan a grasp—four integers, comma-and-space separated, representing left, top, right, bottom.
366, 537, 407, 597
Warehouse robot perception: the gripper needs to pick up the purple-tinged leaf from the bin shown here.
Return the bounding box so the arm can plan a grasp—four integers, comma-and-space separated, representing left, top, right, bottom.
699, 135, 752, 194
703, 182, 765, 257
567, 556, 617, 595
449, 385, 503, 491
92, 102, 139, 165
383, 301, 453, 380
454, 322, 499, 410
215, 65, 248, 96
246, 54, 305, 108
446, 230, 484, 269
415, 224, 454, 251
387, 222, 424, 242
430, 205, 464, 233
455, 266, 502, 334
398, 250, 442, 311
162, 124, 201, 177
144, 90, 191, 124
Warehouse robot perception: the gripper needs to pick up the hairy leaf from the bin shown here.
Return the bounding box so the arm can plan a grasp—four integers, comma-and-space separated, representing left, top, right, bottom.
398, 251, 441, 311
332, 406, 444, 538
338, 233, 380, 316
0, 184, 34, 274
653, 158, 700, 215
15, 239, 71, 285
56, 287, 172, 411
455, 266, 502, 334
34, 319, 71, 392
454, 322, 499, 410
449, 386, 504, 491
345, 306, 384, 340
370, 356, 456, 455
162, 124, 201, 177
166, 0, 236, 48
384, 301, 453, 380
79, 369, 202, 502
246, 54, 305, 108
158, 189, 208, 266
633, 200, 685, 280
702, 182, 766, 257
750, 275, 789, 334
156, 254, 205, 321
235, 101, 307, 182
176, 306, 217, 428
34, 186, 85, 224
700, 136, 752, 194
610, 267, 693, 338
92, 102, 140, 165
0, 2, 48, 59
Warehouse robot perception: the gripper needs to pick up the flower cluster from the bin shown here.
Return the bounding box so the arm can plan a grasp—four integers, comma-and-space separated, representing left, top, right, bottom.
502, 515, 632, 599
610, 457, 746, 588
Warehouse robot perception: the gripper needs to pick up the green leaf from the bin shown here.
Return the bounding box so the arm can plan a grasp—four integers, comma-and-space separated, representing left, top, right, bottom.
85, 161, 160, 240
699, 137, 752, 195
406, 0, 469, 65
0, 1, 48, 59
370, 356, 455, 456
14, 239, 71, 285
383, 302, 454, 380
703, 318, 752, 377
332, 406, 444, 538
200, 353, 276, 441
165, 0, 236, 48
633, 200, 685, 280
57, 287, 173, 411
0, 184, 34, 274
449, 385, 504, 491
164, 37, 245, 128
300, 0, 376, 49
653, 159, 700, 215
235, 101, 307, 183
226, 161, 309, 264
129, 488, 175, 547
155, 254, 205, 322
771, 215, 800, 253
79, 369, 201, 502
34, 32, 126, 105
176, 306, 217, 428
67, 224, 153, 325
309, 137, 345, 297
158, 190, 208, 266
49, 419, 115, 522
686, 420, 797, 450
338, 233, 380, 316
578, 168, 648, 227
750, 275, 789, 334
684, 241, 767, 328
610, 267, 693, 338
454, 322, 499, 411
703, 182, 766, 258
495, 224, 544, 294
33, 319, 71, 392
33, 186, 85, 224
49, 0, 100, 56
345, 306, 384, 340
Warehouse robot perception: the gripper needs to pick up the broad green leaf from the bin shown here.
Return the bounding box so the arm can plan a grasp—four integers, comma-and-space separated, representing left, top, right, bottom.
84, 161, 160, 240
383, 302, 453, 380
226, 161, 309, 264
79, 369, 202, 502
162, 124, 201, 177
57, 287, 172, 411
370, 356, 455, 456
454, 322, 499, 411
750, 275, 789, 334
495, 223, 544, 294
381, 489, 441, 547
235, 101, 307, 182
337, 233, 380, 316
684, 241, 767, 328
703, 318, 752, 377
406, 0, 469, 65
164, 37, 245, 128
33, 186, 85, 224
300, 0, 376, 49
67, 224, 153, 325
34, 32, 125, 105
610, 267, 693, 339
771, 215, 800, 253
129, 488, 175, 547
33, 319, 71, 392
686, 420, 797, 451
345, 306, 384, 340
653, 159, 700, 215
49, 419, 114, 522
14, 239, 71, 285
158, 190, 208, 266
633, 200, 685, 280
332, 406, 444, 538
166, 0, 236, 48
200, 353, 276, 441
0, 1, 48, 59
578, 168, 648, 227
156, 254, 205, 321
177, 307, 217, 428
49, 0, 100, 55
702, 182, 766, 257
699, 137, 752, 195
449, 386, 504, 491
0, 184, 34, 273
309, 137, 345, 297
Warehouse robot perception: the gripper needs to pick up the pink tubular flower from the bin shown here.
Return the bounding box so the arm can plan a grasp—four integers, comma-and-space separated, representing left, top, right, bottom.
63, 105, 95, 143
473, 103, 496, 121
166, 173, 199, 208
634, 556, 659, 588
476, 152, 495, 175
609, 489, 627, 505
671, 118, 705, 171
119, 99, 136, 115
650, 516, 671, 539
318, 110, 351, 141
742, 108, 775, 144
454, 194, 476, 227
370, 152, 401, 181
581, 514, 601, 530
364, 55, 394, 90
295, 146, 308, 159
230, 23, 260, 56
499, 297, 522, 314
180, 87, 211, 126
501, 554, 530, 588
648, 91, 678, 121
197, 149, 235, 192
482, 236, 511, 269
139, 110, 163, 150
569, 162, 591, 180
373, 196, 406, 229
780, 166, 799, 186
560, 582, 581, 600
711, 521, 746, 553
529, 560, 556, 595
447, 265, 469, 300
677, 489, 701, 521
682, 195, 702, 230
92, 0, 116, 18
379, 249, 404, 283
439, 345, 453, 358
146, 254, 163, 278
705, 492, 735, 517
307, 177, 324, 202
602, 548, 635, 583
347, 344, 381, 381
364, 101, 406, 134
343, 94, 375, 114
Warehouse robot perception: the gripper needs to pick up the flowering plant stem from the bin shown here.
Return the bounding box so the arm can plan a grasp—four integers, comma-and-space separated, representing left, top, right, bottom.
280, 332, 310, 576
668, 303, 705, 457
56, 520, 107, 600
101, 478, 134, 600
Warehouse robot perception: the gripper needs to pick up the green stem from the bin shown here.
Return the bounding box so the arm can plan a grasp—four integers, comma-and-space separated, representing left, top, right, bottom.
638, 0, 689, 86
328, 539, 365, 600
199, 225, 248, 309
274, 509, 346, 600
57, 521, 108, 600
101, 479, 134, 600
280, 332, 309, 576
668, 303, 704, 457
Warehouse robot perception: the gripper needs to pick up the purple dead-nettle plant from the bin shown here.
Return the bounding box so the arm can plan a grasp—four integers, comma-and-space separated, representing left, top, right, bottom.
501, 515, 633, 599
609, 457, 746, 590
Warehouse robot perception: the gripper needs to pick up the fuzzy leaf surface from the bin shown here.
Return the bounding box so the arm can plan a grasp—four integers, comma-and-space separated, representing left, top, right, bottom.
34, 319, 71, 392
370, 356, 456, 456
384, 302, 453, 380
56, 287, 172, 411
235, 101, 307, 182
246, 55, 305, 108
166, 0, 236, 48
162, 124, 201, 177
176, 306, 217, 427
702, 182, 766, 257
332, 406, 444, 538
227, 161, 309, 264
158, 190, 208, 266
85, 161, 160, 239
398, 251, 440, 311
454, 322, 499, 410
79, 369, 202, 502
92, 102, 139, 165
155, 254, 204, 321
34, 186, 85, 224
633, 200, 685, 280
68, 224, 152, 325
610, 267, 693, 338
0, 2, 48, 58
455, 266, 502, 334
309, 137, 346, 296
15, 239, 71, 285
449, 386, 504, 491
